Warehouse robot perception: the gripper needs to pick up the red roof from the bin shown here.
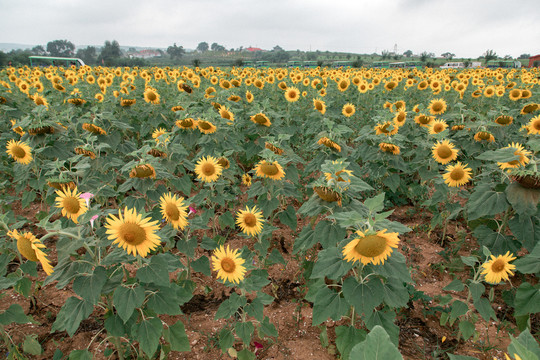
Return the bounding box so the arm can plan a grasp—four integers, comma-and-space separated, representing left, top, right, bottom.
246, 47, 263, 52
529, 54, 540, 67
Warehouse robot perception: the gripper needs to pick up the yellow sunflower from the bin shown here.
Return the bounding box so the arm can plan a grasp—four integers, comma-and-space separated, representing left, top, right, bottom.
246, 90, 254, 103
6, 140, 32, 164
337, 78, 350, 92
314, 186, 342, 206
129, 164, 156, 179
82, 123, 107, 135
194, 156, 223, 182
521, 89, 532, 99
497, 143, 531, 170
481, 252, 516, 284
393, 111, 407, 127
317, 137, 342, 152
242, 173, 252, 187
152, 128, 169, 144
105, 207, 161, 257
342, 103, 356, 117
254, 160, 285, 180
159, 193, 188, 230
494, 115, 513, 126
95, 93, 104, 102
8, 230, 53, 275
250, 113, 272, 127
374, 122, 399, 136
197, 120, 217, 134
379, 142, 401, 155
33, 93, 49, 108
429, 119, 448, 134
508, 88, 521, 101
284, 87, 300, 102
414, 114, 434, 127
144, 87, 160, 104
55, 186, 88, 224
443, 162, 472, 187
236, 206, 264, 236
342, 229, 400, 265
217, 157, 230, 169
313, 98, 326, 114
384, 81, 398, 91
428, 98, 447, 115
474, 131, 495, 142
219, 106, 235, 123
211, 245, 246, 284
527, 115, 540, 135
520, 103, 540, 115
176, 117, 198, 130
432, 140, 458, 164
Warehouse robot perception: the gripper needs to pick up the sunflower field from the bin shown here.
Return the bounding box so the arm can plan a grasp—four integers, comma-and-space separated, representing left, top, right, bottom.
1, 63, 540, 359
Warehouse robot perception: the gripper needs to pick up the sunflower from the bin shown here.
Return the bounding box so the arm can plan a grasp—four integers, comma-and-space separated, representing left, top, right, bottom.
443, 162, 472, 187
197, 120, 217, 134
494, 115, 513, 126
194, 156, 223, 182
497, 143, 531, 170
429, 119, 448, 134
452, 124, 465, 131
428, 98, 447, 115
82, 123, 107, 135
393, 111, 407, 127
521, 89, 532, 99
211, 245, 246, 284
228, 95, 241, 102
314, 186, 342, 206
55, 186, 88, 223
245, 90, 254, 103
6, 140, 32, 165
152, 128, 169, 144
520, 103, 540, 115
379, 142, 401, 155
417, 81, 429, 90
432, 140, 458, 164
7, 230, 53, 275
171, 105, 185, 112
483, 85, 495, 97
105, 207, 161, 257
342, 229, 400, 266
394, 100, 406, 111
473, 131, 495, 142
337, 78, 350, 92
219, 106, 235, 123
129, 164, 157, 179
284, 87, 300, 102
508, 88, 521, 101
120, 98, 136, 107
384, 81, 398, 91
74, 147, 97, 159
217, 157, 230, 169
317, 137, 342, 152
265, 142, 284, 155
374, 122, 399, 136
313, 98, 326, 114
527, 115, 540, 135
254, 160, 285, 180
144, 87, 160, 104
242, 173, 252, 187
414, 114, 434, 127
176, 117, 198, 130
68, 98, 86, 106
95, 93, 104, 102
250, 113, 272, 127
481, 252, 516, 284
342, 103, 355, 117
159, 193, 188, 230
33, 94, 49, 108
236, 206, 264, 236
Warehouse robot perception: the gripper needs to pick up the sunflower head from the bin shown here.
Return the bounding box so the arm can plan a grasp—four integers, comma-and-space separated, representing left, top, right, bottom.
250, 113, 272, 127
284, 87, 300, 102
8, 230, 53, 275
481, 252, 516, 284
498, 143, 531, 170
194, 156, 223, 182
429, 119, 448, 134
6, 140, 33, 165
82, 123, 107, 135
129, 164, 157, 179
55, 186, 88, 223
254, 160, 286, 180
342, 103, 355, 117
314, 186, 343, 206
379, 142, 401, 155
236, 206, 264, 237
242, 174, 252, 187
494, 115, 513, 126
473, 131, 495, 142
527, 115, 540, 135
428, 98, 447, 115
432, 140, 458, 164
443, 162, 472, 187
197, 120, 217, 134
313, 98, 326, 114
211, 245, 246, 284
144, 87, 160, 104
159, 193, 188, 230
265, 142, 284, 155
342, 229, 400, 265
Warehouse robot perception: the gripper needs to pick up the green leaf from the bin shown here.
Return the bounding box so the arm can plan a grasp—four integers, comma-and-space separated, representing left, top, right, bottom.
104, 314, 125, 337
52, 296, 94, 336
314, 220, 347, 249
310, 247, 353, 280
515, 243, 540, 274
473, 225, 519, 256
292, 227, 317, 254
136, 255, 170, 286
163, 321, 190, 352
476, 147, 521, 162
383, 173, 400, 192
509, 215, 540, 251
134, 317, 163, 358
335, 326, 366, 360
191, 256, 211, 276
506, 182, 540, 217
260, 316, 278, 338
459, 320, 476, 340
474, 297, 497, 322
215, 292, 246, 319
364, 309, 399, 346
468, 281, 485, 303
381, 278, 409, 308
23, 335, 42, 355
68, 350, 93, 360
237, 349, 256, 360
348, 325, 403, 360
242, 269, 270, 292
467, 185, 509, 221
447, 354, 480, 360
219, 328, 234, 351
368, 252, 412, 283
20, 261, 37, 277
235, 321, 254, 345
312, 286, 350, 325
146, 286, 183, 315
449, 300, 469, 323
365, 193, 385, 213
0, 304, 31, 325
245, 298, 264, 322
259, 197, 280, 218
113, 285, 145, 322
266, 248, 285, 265
508, 329, 540, 360
443, 279, 465, 292
219, 212, 235, 229
72, 266, 107, 305
279, 205, 297, 231
515, 282, 540, 316
342, 277, 384, 316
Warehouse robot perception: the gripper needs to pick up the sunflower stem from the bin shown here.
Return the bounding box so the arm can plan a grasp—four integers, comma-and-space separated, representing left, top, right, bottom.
350, 306, 355, 327
39, 230, 81, 243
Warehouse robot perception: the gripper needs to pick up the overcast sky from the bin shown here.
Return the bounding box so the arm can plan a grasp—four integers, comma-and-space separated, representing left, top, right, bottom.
1, 0, 539, 59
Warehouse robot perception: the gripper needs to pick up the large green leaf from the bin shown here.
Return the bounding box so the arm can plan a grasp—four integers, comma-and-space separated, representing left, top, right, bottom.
514, 282, 540, 316
113, 285, 145, 322
348, 325, 403, 360
515, 243, 540, 274
136, 255, 170, 286
314, 220, 347, 249
0, 304, 31, 325
507, 329, 540, 360
278, 205, 298, 231
342, 277, 384, 316
312, 286, 350, 325
506, 182, 540, 217
51, 296, 94, 336
335, 326, 366, 360
381, 278, 409, 308
365, 309, 399, 346
310, 247, 353, 280
473, 225, 520, 256
146, 286, 183, 315
72, 266, 107, 305
215, 292, 246, 320
509, 215, 540, 251
134, 317, 163, 357
235, 321, 254, 346
163, 321, 190, 352
292, 227, 316, 254
467, 184, 509, 221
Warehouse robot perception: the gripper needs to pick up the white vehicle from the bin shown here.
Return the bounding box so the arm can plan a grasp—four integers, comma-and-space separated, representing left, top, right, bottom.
440, 62, 465, 69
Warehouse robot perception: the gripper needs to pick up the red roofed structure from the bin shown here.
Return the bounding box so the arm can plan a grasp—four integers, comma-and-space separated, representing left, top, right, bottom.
529, 54, 540, 68
246, 47, 263, 52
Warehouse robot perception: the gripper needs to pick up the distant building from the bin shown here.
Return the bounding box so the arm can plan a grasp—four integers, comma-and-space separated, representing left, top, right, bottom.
529, 54, 540, 68
245, 47, 263, 52
129, 49, 161, 59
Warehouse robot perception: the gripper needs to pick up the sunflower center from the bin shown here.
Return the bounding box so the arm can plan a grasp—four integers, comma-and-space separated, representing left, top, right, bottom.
533, 121, 540, 130
478, 132, 491, 140
432, 102, 443, 112
181, 119, 193, 127
437, 145, 453, 159
260, 163, 279, 176
199, 121, 211, 130
450, 168, 465, 181
254, 114, 267, 124
202, 163, 216, 176
63, 196, 81, 214
419, 116, 430, 124
165, 203, 180, 221
491, 259, 506, 272
345, 107, 353, 114
11, 145, 27, 159
221, 111, 231, 120
433, 124, 444, 133
354, 235, 388, 258
221, 258, 236, 273
17, 236, 38, 262
315, 102, 323, 111
243, 213, 257, 227
287, 91, 297, 99
147, 92, 157, 101
120, 223, 147, 246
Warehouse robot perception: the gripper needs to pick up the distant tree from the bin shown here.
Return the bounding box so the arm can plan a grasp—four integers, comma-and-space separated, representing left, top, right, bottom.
0, 51, 6, 67
167, 43, 185, 60
352, 58, 364, 68
482, 49, 497, 62
420, 51, 433, 62
192, 59, 201, 67
306, 52, 317, 61
31, 45, 47, 56
504, 55, 512, 60
464, 59, 471, 68
518, 53, 531, 59
211, 43, 226, 51
381, 50, 390, 59
46, 39, 75, 57
128, 47, 137, 52
157, 49, 165, 57
441, 52, 455, 59
233, 58, 244, 66
196, 42, 209, 52
403, 50, 413, 57
98, 40, 122, 65
76, 46, 97, 65
393, 54, 401, 60
6, 49, 32, 66
273, 45, 284, 52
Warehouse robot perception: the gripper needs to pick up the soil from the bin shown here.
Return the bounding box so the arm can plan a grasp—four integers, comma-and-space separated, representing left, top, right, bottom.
0, 196, 522, 360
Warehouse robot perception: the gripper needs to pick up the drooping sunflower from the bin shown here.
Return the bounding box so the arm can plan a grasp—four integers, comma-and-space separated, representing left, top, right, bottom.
379, 142, 401, 155
526, 115, 540, 135
497, 143, 531, 170
176, 117, 198, 130
68, 98, 86, 106
443, 162, 472, 187
317, 137, 342, 152
520, 103, 540, 115
219, 106, 235, 123
394, 100, 406, 112
384, 81, 398, 91
55, 186, 88, 223
452, 125, 465, 131
152, 128, 169, 144
314, 186, 342, 206
521, 89, 532, 99
74, 147, 97, 159
194, 156, 223, 182
414, 113, 434, 127
250, 113, 272, 127
159, 193, 188, 230
432, 140, 459, 164
313, 98, 326, 114
120, 98, 136, 107
82, 123, 107, 135
254, 160, 285, 180
217, 157, 230, 169
428, 98, 448, 115
197, 119, 217, 134
342, 229, 400, 266
342, 103, 356, 117
494, 115, 513, 126
284, 87, 300, 102
171, 105, 185, 112
236, 206, 264, 236
393, 110, 407, 127
374, 122, 399, 136
473, 131, 495, 142
8, 230, 53, 275
6, 140, 33, 165
211, 245, 246, 284
228, 95, 241, 102
265, 142, 284, 155
429, 119, 448, 134
33, 94, 49, 108
129, 164, 157, 179
105, 207, 161, 257
144, 87, 160, 104
481, 252, 516, 284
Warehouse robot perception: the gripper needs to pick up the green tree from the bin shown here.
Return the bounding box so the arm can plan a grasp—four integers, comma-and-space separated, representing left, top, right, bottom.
483, 49, 497, 62
76, 46, 97, 65
273, 45, 284, 52
519, 53, 531, 59
167, 43, 185, 60
441, 52, 455, 59
381, 50, 390, 60
403, 50, 413, 57
46, 39, 75, 57
211, 43, 226, 51
196, 42, 209, 52
98, 40, 122, 65
31, 45, 47, 56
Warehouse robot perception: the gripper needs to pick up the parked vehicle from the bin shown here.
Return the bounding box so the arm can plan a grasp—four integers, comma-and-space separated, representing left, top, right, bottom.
486, 60, 522, 69
29, 56, 85, 67
440, 62, 465, 69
